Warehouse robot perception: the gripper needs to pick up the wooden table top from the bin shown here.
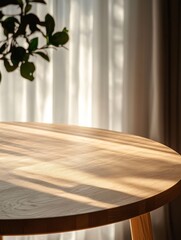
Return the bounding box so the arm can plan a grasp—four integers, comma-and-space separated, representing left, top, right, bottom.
0, 122, 181, 236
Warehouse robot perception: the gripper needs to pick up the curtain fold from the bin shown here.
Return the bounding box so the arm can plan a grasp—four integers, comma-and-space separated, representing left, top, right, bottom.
1, 0, 181, 239
162, 0, 181, 239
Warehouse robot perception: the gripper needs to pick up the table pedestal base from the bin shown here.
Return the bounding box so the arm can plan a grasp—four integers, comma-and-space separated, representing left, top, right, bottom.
130, 212, 153, 240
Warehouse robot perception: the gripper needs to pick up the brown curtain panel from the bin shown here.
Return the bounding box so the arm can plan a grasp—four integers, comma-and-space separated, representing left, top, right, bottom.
123, 0, 181, 239
162, 0, 181, 239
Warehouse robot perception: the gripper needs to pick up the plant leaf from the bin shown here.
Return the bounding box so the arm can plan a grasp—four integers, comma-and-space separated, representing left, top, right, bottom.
1, 17, 19, 34
16, 0, 23, 6
45, 14, 55, 35
29, 0, 46, 3
0, 0, 20, 8
62, 27, 69, 33
0, 43, 6, 54
35, 51, 49, 61
14, 13, 39, 37
0, 11, 4, 20
25, 4, 32, 13
49, 31, 69, 46
24, 13, 40, 23
24, 53, 30, 61
20, 62, 35, 81
11, 46, 26, 65
28, 37, 38, 52
28, 15, 40, 32
4, 59, 18, 72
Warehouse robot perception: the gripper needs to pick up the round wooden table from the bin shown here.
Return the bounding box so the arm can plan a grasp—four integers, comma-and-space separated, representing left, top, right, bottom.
0, 122, 181, 240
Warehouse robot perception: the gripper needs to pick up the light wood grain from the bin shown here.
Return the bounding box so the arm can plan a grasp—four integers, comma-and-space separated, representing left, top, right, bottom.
0, 122, 180, 235
130, 213, 153, 240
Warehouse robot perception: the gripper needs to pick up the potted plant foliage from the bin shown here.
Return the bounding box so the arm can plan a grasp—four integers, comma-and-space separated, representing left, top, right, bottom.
0, 0, 69, 81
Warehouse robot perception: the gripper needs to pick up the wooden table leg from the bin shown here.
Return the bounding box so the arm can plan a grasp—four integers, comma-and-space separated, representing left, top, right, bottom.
130, 212, 153, 240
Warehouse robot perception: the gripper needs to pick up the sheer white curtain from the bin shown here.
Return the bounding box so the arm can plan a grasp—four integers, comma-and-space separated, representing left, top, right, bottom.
1, 0, 170, 239
0, 0, 124, 132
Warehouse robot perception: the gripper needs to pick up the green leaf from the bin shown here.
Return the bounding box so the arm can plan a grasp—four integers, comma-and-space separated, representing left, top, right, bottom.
1, 17, 19, 34
0, 0, 20, 8
35, 51, 49, 61
0, 11, 4, 20
19, 14, 40, 33
4, 59, 18, 72
24, 53, 30, 62
49, 31, 69, 46
11, 47, 26, 65
25, 4, 32, 13
62, 27, 69, 33
0, 43, 6, 54
20, 62, 35, 81
25, 13, 40, 23
16, 0, 23, 6
27, 14, 40, 32
29, 0, 46, 4
15, 21, 26, 36
45, 14, 55, 35
28, 37, 38, 52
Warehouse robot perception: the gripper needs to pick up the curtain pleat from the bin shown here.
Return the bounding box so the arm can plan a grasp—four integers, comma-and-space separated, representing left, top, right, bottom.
163, 0, 181, 152
162, 0, 181, 239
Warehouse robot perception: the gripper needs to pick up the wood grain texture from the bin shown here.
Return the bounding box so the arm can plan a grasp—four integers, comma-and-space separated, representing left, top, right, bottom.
0, 122, 180, 235
130, 213, 153, 240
